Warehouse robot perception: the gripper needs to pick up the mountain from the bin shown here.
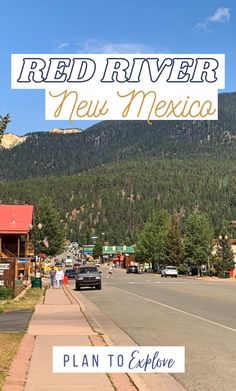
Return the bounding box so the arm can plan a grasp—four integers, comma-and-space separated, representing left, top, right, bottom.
1, 92, 236, 243
0, 92, 236, 181
0, 133, 28, 149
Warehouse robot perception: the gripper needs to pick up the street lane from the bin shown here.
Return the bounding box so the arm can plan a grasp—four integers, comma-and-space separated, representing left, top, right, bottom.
72, 268, 236, 391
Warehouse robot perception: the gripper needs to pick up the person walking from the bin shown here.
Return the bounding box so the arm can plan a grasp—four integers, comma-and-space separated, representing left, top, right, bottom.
49, 266, 56, 288
107, 265, 113, 279
55, 266, 64, 288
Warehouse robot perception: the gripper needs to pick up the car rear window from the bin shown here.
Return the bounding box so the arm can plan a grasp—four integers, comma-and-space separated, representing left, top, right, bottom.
166, 267, 177, 270
79, 267, 97, 274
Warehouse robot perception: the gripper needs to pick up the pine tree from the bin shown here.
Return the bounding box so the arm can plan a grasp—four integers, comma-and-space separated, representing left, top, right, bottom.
136, 209, 170, 266
164, 210, 183, 266
184, 212, 213, 267
33, 197, 65, 256
216, 236, 235, 271
92, 240, 103, 259
0, 113, 10, 142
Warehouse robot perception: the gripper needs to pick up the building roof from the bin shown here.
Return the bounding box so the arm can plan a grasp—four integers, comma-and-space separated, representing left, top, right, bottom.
0, 205, 33, 234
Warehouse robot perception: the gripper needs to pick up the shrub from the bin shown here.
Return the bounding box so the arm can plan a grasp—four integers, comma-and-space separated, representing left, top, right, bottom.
0, 287, 14, 299
178, 264, 188, 275
209, 267, 217, 277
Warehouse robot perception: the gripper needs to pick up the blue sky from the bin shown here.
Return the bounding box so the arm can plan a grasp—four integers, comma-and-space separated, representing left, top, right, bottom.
0, 0, 235, 135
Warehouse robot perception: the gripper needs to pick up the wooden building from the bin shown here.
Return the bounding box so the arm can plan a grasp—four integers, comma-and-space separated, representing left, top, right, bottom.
0, 204, 34, 278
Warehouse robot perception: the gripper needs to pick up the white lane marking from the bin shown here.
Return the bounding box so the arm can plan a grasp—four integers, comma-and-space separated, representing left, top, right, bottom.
111, 286, 236, 334
103, 281, 187, 285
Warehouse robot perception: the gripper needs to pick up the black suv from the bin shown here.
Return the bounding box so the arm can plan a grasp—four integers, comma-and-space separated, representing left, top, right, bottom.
75, 266, 102, 290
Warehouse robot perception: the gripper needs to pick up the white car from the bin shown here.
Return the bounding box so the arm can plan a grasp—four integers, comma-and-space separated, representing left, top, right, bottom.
161, 266, 178, 278
65, 257, 73, 267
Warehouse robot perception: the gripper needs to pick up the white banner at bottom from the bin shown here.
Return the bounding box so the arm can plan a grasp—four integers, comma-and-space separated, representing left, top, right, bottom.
53, 346, 185, 373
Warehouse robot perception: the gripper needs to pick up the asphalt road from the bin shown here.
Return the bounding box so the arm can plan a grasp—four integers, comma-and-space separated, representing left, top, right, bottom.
71, 268, 236, 391
0, 309, 33, 332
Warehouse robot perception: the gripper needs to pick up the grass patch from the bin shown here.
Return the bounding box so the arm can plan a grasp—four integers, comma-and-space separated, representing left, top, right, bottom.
0, 288, 45, 313
0, 333, 24, 389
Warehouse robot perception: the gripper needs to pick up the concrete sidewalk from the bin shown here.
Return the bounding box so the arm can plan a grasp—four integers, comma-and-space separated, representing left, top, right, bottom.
2, 287, 143, 391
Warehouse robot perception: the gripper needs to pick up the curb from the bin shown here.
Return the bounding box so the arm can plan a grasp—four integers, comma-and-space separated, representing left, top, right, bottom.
2, 334, 35, 391
1, 287, 45, 391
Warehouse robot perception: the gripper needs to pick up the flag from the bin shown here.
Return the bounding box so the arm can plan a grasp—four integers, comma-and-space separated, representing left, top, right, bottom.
43, 237, 49, 248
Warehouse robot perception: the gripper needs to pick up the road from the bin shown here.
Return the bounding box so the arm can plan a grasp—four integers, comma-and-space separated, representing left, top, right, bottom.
70, 268, 236, 391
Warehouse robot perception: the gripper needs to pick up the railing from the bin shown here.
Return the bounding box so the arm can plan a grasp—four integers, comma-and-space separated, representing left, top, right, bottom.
1, 249, 17, 259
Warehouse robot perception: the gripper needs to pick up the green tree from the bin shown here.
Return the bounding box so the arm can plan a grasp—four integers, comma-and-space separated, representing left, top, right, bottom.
0, 113, 10, 142
33, 197, 65, 256
92, 240, 103, 259
215, 236, 235, 271
184, 212, 213, 268
136, 209, 170, 266
164, 210, 184, 266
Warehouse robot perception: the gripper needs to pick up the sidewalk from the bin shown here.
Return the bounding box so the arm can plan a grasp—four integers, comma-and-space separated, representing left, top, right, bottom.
3, 283, 187, 391
2, 286, 146, 391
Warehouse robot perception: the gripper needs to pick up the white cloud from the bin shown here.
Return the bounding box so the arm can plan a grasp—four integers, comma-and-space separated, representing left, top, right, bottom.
195, 22, 208, 31
57, 42, 70, 51
76, 39, 168, 54
207, 7, 230, 23
195, 6, 231, 31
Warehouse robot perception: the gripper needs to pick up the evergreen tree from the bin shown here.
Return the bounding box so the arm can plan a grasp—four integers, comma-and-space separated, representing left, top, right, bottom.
184, 212, 213, 267
216, 236, 235, 271
92, 240, 103, 259
0, 113, 10, 142
33, 196, 65, 256
164, 210, 184, 266
136, 209, 170, 266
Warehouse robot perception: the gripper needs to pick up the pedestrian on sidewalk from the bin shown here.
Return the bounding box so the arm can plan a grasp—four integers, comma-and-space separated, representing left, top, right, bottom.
49, 266, 56, 288
55, 266, 64, 288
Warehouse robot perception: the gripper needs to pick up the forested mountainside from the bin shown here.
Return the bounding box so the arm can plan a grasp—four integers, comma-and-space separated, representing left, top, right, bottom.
0, 92, 236, 242
0, 92, 236, 181
0, 157, 236, 243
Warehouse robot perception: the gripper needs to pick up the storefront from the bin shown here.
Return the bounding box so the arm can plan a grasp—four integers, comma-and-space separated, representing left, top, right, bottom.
0, 204, 33, 278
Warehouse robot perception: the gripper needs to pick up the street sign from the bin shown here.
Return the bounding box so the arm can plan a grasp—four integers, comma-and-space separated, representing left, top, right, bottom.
0, 259, 15, 289
18, 259, 27, 264
0, 263, 10, 270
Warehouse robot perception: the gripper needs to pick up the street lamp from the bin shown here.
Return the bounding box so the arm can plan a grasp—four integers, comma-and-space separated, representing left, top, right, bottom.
101, 233, 105, 263
31, 223, 43, 275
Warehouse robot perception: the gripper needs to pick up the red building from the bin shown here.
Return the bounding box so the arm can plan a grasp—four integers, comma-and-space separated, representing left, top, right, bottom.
0, 204, 34, 278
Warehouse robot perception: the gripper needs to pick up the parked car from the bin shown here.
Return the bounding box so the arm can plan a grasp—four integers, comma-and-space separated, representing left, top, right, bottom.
188, 265, 198, 276
55, 260, 62, 267
161, 266, 178, 278
75, 266, 102, 290
126, 265, 139, 274
64, 268, 76, 279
